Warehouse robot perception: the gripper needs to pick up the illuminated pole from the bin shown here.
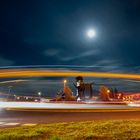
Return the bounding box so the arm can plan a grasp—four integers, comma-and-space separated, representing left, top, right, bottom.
38, 92, 41, 102
14, 94, 16, 101
107, 89, 110, 93
7, 86, 13, 101
107, 89, 110, 100
64, 80, 67, 89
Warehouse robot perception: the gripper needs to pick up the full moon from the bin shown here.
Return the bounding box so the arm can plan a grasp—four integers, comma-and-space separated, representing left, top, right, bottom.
87, 29, 96, 38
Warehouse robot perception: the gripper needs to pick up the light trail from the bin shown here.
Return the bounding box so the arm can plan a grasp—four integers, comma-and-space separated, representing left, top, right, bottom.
0, 101, 132, 109
0, 69, 140, 79
0, 80, 30, 84
0, 65, 122, 69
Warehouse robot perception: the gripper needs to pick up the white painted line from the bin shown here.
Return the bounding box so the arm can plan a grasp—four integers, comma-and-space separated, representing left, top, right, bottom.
22, 123, 37, 126
4, 123, 20, 126
0, 122, 5, 125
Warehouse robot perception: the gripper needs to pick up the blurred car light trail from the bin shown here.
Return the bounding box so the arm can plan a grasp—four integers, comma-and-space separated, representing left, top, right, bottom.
0, 69, 140, 79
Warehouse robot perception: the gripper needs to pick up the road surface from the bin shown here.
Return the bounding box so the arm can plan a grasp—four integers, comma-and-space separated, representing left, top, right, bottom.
0, 101, 140, 128
0, 109, 140, 128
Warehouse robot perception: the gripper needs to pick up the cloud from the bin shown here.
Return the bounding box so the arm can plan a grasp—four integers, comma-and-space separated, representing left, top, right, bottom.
60, 50, 100, 61
44, 49, 60, 56
0, 56, 14, 66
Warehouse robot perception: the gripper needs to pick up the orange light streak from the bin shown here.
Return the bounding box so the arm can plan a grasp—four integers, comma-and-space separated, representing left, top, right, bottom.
0, 69, 140, 79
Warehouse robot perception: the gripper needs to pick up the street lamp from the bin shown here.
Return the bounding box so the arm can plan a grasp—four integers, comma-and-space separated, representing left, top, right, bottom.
64, 80, 67, 88
107, 89, 110, 93
38, 92, 42, 102
7, 86, 13, 101
38, 92, 41, 96
14, 94, 16, 101
8, 86, 13, 93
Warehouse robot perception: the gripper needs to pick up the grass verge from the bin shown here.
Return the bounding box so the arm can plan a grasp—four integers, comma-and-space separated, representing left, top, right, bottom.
0, 119, 140, 140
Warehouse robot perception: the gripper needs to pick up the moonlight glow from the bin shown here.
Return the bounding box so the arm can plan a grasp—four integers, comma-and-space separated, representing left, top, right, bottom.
87, 29, 96, 38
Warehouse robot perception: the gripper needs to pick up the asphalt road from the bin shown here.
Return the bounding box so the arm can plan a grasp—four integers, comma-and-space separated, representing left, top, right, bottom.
0, 101, 140, 128
0, 109, 140, 128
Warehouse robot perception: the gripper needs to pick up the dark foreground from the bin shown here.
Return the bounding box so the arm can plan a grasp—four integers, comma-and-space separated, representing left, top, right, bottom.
1, 119, 140, 140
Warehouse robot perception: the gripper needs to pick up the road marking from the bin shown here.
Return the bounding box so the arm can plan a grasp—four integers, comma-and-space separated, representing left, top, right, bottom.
22, 123, 37, 126
0, 122, 37, 127
4, 123, 20, 126
0, 122, 5, 125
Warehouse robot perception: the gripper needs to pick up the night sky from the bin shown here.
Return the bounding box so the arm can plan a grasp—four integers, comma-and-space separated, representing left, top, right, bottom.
1, 0, 140, 95
0, 0, 140, 71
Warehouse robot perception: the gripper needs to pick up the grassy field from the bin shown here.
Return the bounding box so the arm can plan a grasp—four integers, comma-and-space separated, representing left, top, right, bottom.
0, 119, 140, 140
